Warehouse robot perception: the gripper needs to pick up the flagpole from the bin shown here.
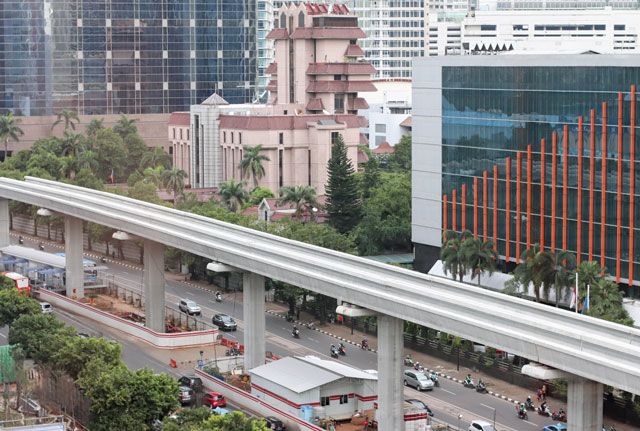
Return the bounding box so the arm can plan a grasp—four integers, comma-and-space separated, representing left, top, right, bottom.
575, 272, 579, 313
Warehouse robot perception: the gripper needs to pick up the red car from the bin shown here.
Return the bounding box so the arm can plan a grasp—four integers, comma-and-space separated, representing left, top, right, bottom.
203, 391, 227, 408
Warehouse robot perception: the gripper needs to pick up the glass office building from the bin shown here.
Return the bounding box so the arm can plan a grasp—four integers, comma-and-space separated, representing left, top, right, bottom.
413, 55, 640, 295
0, 0, 256, 116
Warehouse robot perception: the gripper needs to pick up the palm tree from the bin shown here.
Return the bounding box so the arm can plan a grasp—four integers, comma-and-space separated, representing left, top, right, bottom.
113, 115, 137, 138
0, 113, 24, 161
440, 230, 473, 282
239, 145, 270, 189
277, 185, 319, 221
52, 109, 80, 131
161, 167, 188, 205
86, 118, 104, 137
462, 237, 497, 286
142, 166, 164, 188
586, 279, 633, 325
511, 244, 559, 302
140, 147, 171, 170
76, 150, 99, 173
549, 250, 576, 307
219, 179, 248, 212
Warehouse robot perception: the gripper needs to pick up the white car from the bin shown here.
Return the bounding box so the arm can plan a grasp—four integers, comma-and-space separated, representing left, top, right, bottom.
469, 420, 496, 431
39, 302, 53, 314
178, 299, 201, 316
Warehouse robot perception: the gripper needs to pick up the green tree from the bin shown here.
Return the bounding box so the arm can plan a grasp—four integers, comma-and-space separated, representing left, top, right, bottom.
163, 408, 269, 431
248, 186, 274, 205
239, 144, 270, 189
277, 185, 319, 221
585, 279, 633, 326
52, 109, 80, 131
0, 289, 41, 326
219, 179, 248, 212
26, 151, 64, 179
273, 221, 356, 253
142, 166, 165, 188
387, 134, 411, 172
507, 244, 557, 302
462, 236, 497, 286
127, 181, 164, 205
78, 360, 179, 431
113, 115, 138, 138
576, 260, 604, 292
354, 172, 411, 255
359, 155, 381, 200
53, 336, 122, 379
60, 131, 85, 158
140, 147, 171, 170
94, 128, 128, 180
161, 167, 188, 205
325, 133, 361, 233
124, 133, 149, 175
550, 250, 576, 307
440, 230, 472, 282
85, 118, 104, 137
0, 112, 24, 161
8, 314, 76, 364
0, 276, 14, 290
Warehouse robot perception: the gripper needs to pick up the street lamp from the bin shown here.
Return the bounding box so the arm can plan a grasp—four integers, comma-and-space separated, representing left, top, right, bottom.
457, 414, 463, 431
36, 208, 53, 217
112, 231, 132, 241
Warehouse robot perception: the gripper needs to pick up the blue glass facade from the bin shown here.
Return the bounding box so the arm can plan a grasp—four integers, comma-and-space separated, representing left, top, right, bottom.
441, 66, 640, 288
0, 0, 256, 116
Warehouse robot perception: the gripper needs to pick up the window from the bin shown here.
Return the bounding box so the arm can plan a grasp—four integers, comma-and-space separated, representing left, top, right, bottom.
172, 128, 176, 139
339, 395, 348, 404
278, 149, 284, 188
614, 25, 625, 31
308, 149, 311, 186
279, 132, 284, 145
320, 396, 330, 406
223, 131, 227, 143
169, 146, 173, 155
280, 13, 286, 29
375, 136, 386, 146
334, 95, 344, 113
239, 132, 242, 145
298, 11, 305, 28
331, 132, 340, 146
375, 124, 386, 133
334, 74, 342, 81
180, 129, 183, 140
480, 25, 496, 31
231, 132, 234, 144
187, 129, 189, 140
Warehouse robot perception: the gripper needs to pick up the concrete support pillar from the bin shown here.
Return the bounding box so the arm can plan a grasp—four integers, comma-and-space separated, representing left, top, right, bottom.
64, 216, 84, 298
567, 376, 603, 431
377, 314, 405, 431
0, 199, 9, 248
243, 272, 265, 370
143, 239, 165, 332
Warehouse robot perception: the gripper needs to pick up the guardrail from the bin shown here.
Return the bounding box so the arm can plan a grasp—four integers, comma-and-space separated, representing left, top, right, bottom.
2, 177, 640, 394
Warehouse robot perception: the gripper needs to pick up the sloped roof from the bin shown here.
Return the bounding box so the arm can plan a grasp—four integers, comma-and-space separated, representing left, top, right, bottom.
266, 28, 289, 40
400, 116, 412, 128
168, 112, 190, 126
219, 114, 367, 130
359, 133, 369, 145
201, 93, 229, 106
265, 62, 277, 74
296, 356, 377, 380
306, 63, 376, 75
306, 98, 325, 111
353, 97, 369, 110
306, 80, 376, 93
357, 148, 369, 164
372, 141, 395, 154
345, 44, 365, 57
291, 27, 366, 40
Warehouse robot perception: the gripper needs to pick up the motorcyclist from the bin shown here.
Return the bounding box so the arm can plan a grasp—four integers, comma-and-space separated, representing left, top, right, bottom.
338, 342, 346, 354
525, 396, 534, 409
292, 325, 299, 337
539, 401, 549, 415
518, 403, 526, 418
361, 337, 369, 349
215, 291, 222, 301
477, 378, 485, 388
464, 374, 473, 385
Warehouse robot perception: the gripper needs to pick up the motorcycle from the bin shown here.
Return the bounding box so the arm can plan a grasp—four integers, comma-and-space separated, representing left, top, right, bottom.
292, 328, 300, 339
330, 346, 339, 359
516, 407, 528, 420
225, 347, 241, 357
404, 356, 414, 367
476, 382, 487, 393
338, 344, 346, 356
552, 411, 566, 422
429, 372, 439, 387
18, 236, 24, 244
537, 405, 552, 417
463, 379, 475, 389
525, 399, 535, 411
38, 243, 45, 251
413, 363, 424, 373
361, 339, 369, 350
215, 292, 222, 303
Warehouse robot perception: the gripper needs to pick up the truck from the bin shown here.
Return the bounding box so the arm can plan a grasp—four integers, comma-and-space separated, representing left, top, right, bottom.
0, 272, 31, 295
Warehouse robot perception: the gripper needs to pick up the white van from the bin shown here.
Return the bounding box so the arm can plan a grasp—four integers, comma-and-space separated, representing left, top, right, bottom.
40, 302, 53, 314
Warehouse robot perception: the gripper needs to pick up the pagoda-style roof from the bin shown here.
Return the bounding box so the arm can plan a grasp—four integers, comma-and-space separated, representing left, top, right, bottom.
265, 62, 277, 74
266, 80, 277, 92
352, 97, 369, 110
400, 116, 412, 128
266, 28, 289, 40
201, 93, 229, 106
291, 27, 366, 40
345, 44, 365, 57
306, 80, 377, 93
306, 98, 325, 111
306, 63, 376, 75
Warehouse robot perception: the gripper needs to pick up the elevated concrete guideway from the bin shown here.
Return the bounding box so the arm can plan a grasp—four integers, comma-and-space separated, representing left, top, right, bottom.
0, 177, 639, 429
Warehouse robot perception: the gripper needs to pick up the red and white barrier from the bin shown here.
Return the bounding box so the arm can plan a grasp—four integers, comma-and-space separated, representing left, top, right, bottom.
40, 290, 218, 348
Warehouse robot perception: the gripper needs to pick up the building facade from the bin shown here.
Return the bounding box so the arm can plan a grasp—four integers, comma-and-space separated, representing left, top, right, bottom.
189, 3, 374, 194
428, 9, 640, 56
168, 112, 191, 186
361, 80, 412, 147
412, 55, 640, 296
0, 0, 257, 117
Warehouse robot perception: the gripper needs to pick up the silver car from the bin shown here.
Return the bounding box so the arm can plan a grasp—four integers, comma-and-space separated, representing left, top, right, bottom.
403, 370, 435, 391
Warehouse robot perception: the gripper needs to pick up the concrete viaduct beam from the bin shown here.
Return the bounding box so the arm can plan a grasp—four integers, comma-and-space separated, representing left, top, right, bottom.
143, 239, 166, 332
64, 216, 84, 298
377, 315, 404, 431
243, 272, 266, 370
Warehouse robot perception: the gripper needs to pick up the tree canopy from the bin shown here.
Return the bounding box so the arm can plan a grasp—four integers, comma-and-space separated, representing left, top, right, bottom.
0, 289, 41, 326
325, 134, 360, 233
163, 408, 270, 431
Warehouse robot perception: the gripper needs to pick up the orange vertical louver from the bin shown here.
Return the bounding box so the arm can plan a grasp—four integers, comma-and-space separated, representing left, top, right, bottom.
473, 177, 478, 239
461, 183, 467, 233
540, 138, 546, 250
551, 132, 557, 253
493, 165, 498, 251
617, 93, 623, 282
563, 125, 569, 252
527, 145, 532, 251
516, 152, 522, 262
601, 102, 607, 268
452, 188, 457, 232
506, 157, 511, 262
577, 116, 583, 264
483, 171, 488, 242
589, 109, 596, 261
630, 85, 636, 287
443, 194, 448, 233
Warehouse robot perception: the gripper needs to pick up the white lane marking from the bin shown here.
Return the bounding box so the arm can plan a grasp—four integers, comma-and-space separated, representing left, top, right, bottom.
524, 420, 537, 426
184, 291, 195, 296
480, 403, 494, 409
440, 388, 456, 396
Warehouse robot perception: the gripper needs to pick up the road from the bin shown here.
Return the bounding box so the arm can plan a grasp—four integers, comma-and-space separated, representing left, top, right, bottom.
8, 235, 560, 430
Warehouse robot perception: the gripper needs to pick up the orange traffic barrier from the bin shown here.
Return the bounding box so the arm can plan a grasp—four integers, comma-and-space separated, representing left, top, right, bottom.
170, 359, 177, 368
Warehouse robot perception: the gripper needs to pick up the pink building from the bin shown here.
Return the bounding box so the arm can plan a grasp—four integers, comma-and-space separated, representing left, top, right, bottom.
168, 112, 191, 186
187, 2, 375, 195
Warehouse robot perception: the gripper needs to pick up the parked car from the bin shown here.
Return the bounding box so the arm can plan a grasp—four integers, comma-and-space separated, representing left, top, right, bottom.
543, 424, 567, 431
211, 406, 230, 416
469, 420, 496, 431
264, 416, 286, 430
179, 299, 201, 316
39, 302, 53, 313
203, 391, 227, 408
178, 386, 194, 406
403, 370, 434, 391
212, 313, 237, 331
405, 399, 434, 416
177, 375, 203, 392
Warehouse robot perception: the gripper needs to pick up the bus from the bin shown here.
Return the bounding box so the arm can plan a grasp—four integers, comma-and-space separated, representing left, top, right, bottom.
0, 272, 31, 295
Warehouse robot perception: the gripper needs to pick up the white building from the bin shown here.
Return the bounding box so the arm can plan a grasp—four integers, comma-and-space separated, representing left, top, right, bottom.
249, 356, 378, 421
429, 8, 640, 55
257, 1, 275, 102
362, 80, 412, 148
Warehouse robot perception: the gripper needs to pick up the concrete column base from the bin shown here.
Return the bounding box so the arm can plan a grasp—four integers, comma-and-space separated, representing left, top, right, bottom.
568, 376, 603, 431
243, 272, 265, 370
0, 199, 9, 248
377, 314, 405, 431
64, 216, 84, 298
143, 239, 165, 332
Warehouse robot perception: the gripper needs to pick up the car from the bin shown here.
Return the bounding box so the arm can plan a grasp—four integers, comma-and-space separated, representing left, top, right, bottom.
177, 375, 203, 392
178, 386, 194, 406
405, 399, 434, 416
543, 424, 567, 431
469, 420, 496, 431
264, 416, 286, 430
203, 391, 227, 408
403, 370, 434, 391
178, 299, 201, 316
39, 302, 53, 313
211, 406, 230, 416
212, 313, 237, 331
